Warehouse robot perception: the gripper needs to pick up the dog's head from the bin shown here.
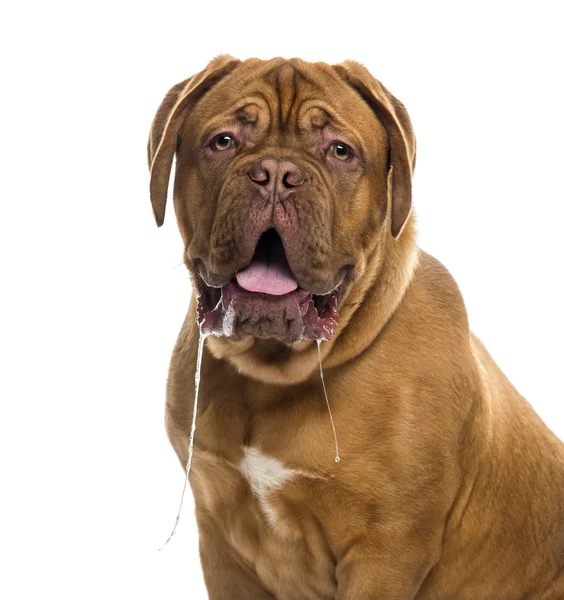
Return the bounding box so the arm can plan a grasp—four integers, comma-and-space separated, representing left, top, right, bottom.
148, 56, 416, 375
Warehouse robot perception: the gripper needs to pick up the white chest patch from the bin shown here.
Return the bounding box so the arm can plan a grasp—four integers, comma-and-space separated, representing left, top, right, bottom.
238, 447, 296, 529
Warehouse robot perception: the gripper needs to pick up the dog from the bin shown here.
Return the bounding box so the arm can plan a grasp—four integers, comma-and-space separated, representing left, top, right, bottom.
148, 56, 564, 599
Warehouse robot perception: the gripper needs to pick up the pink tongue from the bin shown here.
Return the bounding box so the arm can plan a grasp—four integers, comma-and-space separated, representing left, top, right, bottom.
236, 257, 298, 296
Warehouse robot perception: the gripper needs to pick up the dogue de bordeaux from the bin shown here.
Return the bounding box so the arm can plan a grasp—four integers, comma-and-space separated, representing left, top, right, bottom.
147, 56, 564, 599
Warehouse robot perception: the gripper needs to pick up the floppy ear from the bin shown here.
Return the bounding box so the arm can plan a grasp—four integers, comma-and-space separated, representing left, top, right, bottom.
147, 55, 241, 226
332, 60, 416, 239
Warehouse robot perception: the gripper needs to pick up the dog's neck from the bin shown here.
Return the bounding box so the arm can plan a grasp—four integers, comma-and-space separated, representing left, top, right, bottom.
204, 216, 419, 385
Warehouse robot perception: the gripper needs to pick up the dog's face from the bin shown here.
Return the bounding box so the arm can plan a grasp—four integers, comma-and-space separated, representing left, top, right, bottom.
148, 57, 415, 347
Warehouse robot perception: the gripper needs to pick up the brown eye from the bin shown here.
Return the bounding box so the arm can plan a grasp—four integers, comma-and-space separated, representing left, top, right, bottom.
212, 134, 235, 151
330, 143, 352, 161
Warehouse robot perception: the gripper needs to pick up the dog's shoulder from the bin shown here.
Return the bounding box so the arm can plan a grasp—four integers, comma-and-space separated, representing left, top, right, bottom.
384, 249, 471, 356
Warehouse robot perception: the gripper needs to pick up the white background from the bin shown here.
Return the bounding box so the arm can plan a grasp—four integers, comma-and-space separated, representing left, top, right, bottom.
1, 1, 563, 598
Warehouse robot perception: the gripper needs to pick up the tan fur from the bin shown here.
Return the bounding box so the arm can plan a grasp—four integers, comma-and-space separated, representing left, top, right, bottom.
149, 56, 564, 599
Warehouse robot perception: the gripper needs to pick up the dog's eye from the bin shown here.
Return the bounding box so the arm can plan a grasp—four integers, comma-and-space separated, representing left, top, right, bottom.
330, 143, 352, 161
212, 134, 235, 151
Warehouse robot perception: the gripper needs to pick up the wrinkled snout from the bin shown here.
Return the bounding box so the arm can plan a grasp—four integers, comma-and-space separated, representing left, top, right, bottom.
248, 156, 307, 202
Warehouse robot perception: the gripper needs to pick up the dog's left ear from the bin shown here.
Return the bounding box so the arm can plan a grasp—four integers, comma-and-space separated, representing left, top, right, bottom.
332, 61, 416, 239
147, 55, 241, 227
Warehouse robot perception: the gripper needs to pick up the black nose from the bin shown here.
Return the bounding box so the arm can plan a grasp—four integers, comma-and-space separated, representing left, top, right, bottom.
248, 157, 307, 200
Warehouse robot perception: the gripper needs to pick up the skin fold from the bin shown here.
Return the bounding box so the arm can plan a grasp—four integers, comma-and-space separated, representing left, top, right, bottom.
148, 56, 564, 599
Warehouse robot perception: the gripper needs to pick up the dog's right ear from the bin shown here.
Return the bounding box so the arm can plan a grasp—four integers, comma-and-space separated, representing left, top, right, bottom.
147, 55, 241, 227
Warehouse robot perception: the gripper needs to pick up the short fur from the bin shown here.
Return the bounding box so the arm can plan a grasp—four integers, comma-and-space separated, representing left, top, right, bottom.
148, 56, 564, 599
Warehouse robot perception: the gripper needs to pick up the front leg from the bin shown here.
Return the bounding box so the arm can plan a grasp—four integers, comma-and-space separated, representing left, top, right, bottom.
197, 513, 276, 600
335, 532, 439, 599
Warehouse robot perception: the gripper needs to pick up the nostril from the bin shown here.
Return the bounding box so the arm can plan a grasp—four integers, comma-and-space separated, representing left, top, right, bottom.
249, 163, 270, 186
282, 171, 307, 189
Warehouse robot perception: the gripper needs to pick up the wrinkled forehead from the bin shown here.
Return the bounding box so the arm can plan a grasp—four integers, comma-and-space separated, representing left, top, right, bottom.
186, 58, 386, 145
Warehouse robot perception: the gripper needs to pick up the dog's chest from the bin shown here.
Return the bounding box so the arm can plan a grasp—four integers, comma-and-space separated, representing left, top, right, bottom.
196, 444, 337, 598
237, 446, 297, 530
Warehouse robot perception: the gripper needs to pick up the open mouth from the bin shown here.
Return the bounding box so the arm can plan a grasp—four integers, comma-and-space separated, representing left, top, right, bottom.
195, 229, 344, 344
